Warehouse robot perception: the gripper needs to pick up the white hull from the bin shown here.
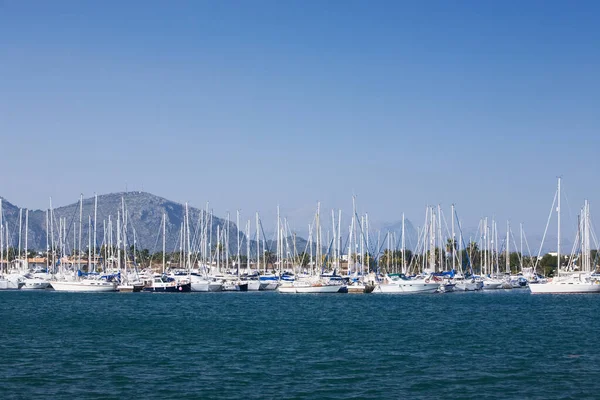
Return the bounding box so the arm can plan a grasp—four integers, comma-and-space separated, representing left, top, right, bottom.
22, 278, 51, 290
482, 281, 503, 290
277, 283, 297, 293
0, 279, 22, 290
222, 281, 241, 291
247, 280, 261, 291
294, 284, 344, 294
438, 283, 456, 293
208, 282, 223, 292
51, 280, 118, 292
529, 282, 600, 294
454, 281, 483, 291
376, 280, 439, 294
190, 281, 210, 292
259, 282, 279, 291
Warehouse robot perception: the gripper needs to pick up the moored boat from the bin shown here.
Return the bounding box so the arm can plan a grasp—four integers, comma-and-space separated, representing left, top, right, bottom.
22, 277, 51, 290
142, 275, 191, 292
51, 279, 118, 292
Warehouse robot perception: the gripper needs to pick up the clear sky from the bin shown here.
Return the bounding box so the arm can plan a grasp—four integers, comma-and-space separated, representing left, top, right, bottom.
1, 0, 599, 236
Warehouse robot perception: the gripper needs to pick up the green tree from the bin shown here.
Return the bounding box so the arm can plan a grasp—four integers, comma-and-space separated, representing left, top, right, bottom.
297, 252, 310, 267
540, 253, 557, 276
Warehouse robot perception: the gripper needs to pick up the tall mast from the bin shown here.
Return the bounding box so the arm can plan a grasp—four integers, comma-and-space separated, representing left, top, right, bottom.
24, 209, 29, 270
483, 217, 487, 275
277, 206, 280, 274
122, 198, 128, 275
162, 213, 166, 274
429, 207, 435, 271
78, 194, 83, 270
216, 225, 221, 273
88, 215, 92, 272
45, 209, 49, 271
103, 219, 106, 271
506, 221, 510, 274
236, 210, 240, 277
360, 216, 364, 275
107, 217, 112, 270
557, 177, 561, 274
256, 212, 260, 273
93, 194, 97, 271
332, 210, 336, 272
50, 198, 55, 272
18, 208, 22, 264
520, 223, 523, 270
186, 203, 191, 271
365, 213, 369, 273
308, 224, 313, 275
246, 220, 250, 272
117, 211, 121, 273
316, 202, 320, 272
386, 230, 391, 273
337, 209, 342, 273
401, 212, 406, 274
226, 212, 230, 272
437, 204, 442, 271
451, 204, 456, 272
0, 199, 3, 273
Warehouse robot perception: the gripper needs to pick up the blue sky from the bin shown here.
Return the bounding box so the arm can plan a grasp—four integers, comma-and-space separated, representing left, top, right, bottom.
1, 0, 599, 236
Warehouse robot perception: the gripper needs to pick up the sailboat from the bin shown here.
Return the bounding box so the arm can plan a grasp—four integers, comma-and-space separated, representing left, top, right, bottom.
51, 195, 118, 292
376, 206, 443, 294
529, 179, 600, 294
0, 201, 25, 289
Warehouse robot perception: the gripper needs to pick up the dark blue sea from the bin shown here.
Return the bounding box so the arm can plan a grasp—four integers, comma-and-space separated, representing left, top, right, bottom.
1, 290, 599, 399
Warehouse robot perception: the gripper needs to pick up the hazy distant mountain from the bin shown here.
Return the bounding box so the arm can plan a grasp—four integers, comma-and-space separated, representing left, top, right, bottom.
0, 192, 240, 253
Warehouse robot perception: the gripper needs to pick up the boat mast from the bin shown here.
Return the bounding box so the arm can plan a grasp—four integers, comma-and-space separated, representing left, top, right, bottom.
216, 225, 220, 273
24, 209, 28, 271
50, 198, 55, 273
117, 211, 121, 274
236, 210, 240, 277
45, 209, 49, 271
506, 221, 510, 274
338, 210, 342, 273
520, 223, 523, 270
277, 206, 280, 275
186, 203, 191, 271
0, 199, 3, 273
78, 194, 83, 270
360, 215, 364, 276
88, 215, 92, 272
93, 194, 97, 272
246, 220, 250, 272
256, 212, 260, 274
557, 177, 561, 275
316, 202, 320, 274
402, 212, 406, 274
162, 213, 166, 274
122, 198, 128, 278
366, 212, 369, 274
18, 208, 22, 266
451, 204, 456, 272
494, 221, 499, 275
107, 216, 112, 270
308, 224, 313, 275
429, 207, 435, 272
226, 212, 230, 273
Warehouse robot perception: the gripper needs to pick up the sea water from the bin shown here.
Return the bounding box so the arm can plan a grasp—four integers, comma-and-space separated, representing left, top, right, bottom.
1, 290, 599, 399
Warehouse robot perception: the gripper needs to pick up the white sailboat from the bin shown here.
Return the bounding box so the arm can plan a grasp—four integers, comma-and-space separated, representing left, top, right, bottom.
529, 179, 600, 294
51, 195, 118, 292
